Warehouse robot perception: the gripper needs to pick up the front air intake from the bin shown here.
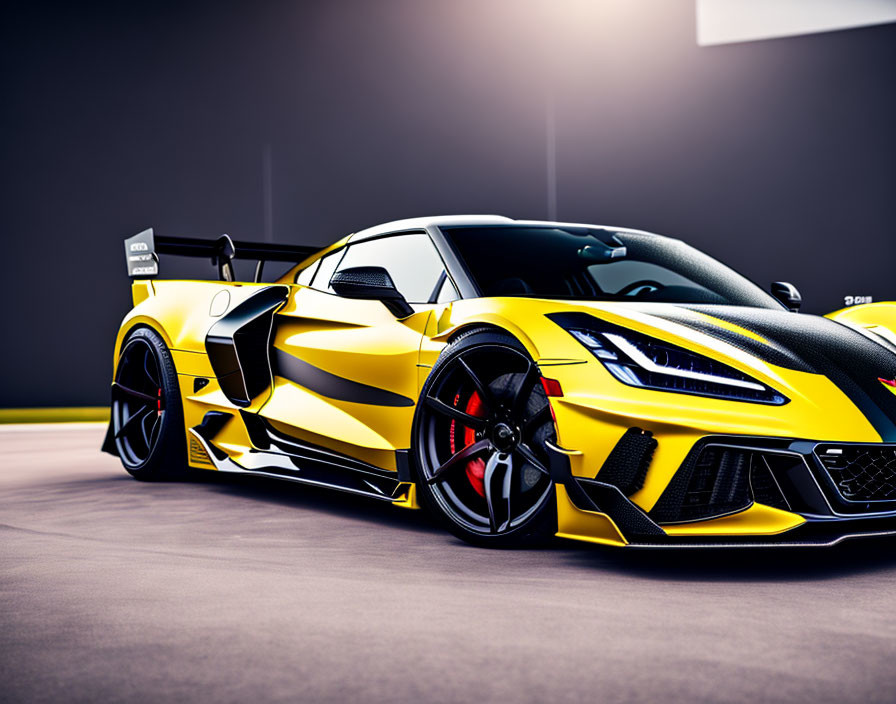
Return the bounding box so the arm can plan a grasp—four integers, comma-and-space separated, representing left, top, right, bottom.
595, 428, 656, 496
678, 447, 752, 521
650, 445, 754, 523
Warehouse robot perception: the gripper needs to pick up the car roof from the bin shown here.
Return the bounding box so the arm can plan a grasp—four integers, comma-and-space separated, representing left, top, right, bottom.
347, 215, 659, 242
348, 215, 512, 241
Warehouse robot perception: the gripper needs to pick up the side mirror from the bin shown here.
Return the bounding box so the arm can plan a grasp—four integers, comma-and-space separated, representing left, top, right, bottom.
771, 281, 801, 312
330, 266, 414, 318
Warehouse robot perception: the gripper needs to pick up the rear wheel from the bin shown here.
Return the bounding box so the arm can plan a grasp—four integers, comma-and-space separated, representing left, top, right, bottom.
111, 327, 186, 480
413, 329, 557, 547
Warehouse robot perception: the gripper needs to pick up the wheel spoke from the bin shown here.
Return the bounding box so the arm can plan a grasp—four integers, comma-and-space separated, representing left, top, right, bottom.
515, 442, 551, 477
483, 452, 514, 533
499, 456, 515, 533
427, 439, 492, 484
523, 406, 551, 435
115, 405, 153, 439
509, 362, 539, 419
424, 396, 487, 430
457, 356, 494, 411
482, 453, 500, 532
148, 412, 162, 450
112, 382, 158, 405
140, 407, 154, 449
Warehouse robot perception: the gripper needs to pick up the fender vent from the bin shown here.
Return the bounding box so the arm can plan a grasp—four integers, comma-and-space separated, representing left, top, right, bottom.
595, 428, 656, 496
188, 435, 213, 466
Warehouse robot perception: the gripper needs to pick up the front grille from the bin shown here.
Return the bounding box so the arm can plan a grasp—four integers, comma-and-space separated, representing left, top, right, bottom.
816, 444, 896, 502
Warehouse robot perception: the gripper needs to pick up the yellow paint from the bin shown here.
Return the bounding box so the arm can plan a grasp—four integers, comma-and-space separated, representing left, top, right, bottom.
826, 301, 896, 328
131, 279, 154, 306
662, 503, 805, 536
554, 484, 628, 546
392, 482, 420, 509
170, 350, 215, 377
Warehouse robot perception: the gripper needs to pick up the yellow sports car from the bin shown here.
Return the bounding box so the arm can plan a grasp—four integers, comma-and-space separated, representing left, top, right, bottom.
103, 216, 896, 547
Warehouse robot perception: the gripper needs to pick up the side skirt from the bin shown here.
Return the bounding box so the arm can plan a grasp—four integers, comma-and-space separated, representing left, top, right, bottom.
190, 411, 411, 503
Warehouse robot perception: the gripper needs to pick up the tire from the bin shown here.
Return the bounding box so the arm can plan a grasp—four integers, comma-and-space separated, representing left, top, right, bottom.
413, 328, 558, 548
110, 327, 187, 481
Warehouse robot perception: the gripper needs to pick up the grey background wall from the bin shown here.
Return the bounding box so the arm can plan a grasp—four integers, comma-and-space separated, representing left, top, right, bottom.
2, 0, 894, 408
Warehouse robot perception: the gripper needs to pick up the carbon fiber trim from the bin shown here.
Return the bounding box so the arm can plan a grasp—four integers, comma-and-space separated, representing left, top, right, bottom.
631, 303, 812, 372
671, 305, 896, 441
594, 427, 656, 496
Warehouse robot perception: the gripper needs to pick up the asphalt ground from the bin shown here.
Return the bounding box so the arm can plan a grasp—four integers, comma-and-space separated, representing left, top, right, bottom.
2, 424, 896, 703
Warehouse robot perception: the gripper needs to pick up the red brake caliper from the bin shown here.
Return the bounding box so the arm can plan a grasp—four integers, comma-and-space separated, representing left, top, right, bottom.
449, 391, 487, 497
157, 388, 163, 417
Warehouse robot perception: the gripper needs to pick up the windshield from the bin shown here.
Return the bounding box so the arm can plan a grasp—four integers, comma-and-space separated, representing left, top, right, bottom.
443, 226, 782, 308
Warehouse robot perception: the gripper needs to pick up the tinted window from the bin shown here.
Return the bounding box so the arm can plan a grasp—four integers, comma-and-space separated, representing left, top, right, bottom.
444, 226, 781, 308
332, 233, 446, 303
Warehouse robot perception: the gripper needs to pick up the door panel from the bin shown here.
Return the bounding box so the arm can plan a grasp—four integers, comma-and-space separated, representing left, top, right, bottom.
260, 286, 432, 471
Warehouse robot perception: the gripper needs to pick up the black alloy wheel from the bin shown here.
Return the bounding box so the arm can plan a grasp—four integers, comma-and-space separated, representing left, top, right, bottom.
414, 329, 558, 547
111, 327, 186, 479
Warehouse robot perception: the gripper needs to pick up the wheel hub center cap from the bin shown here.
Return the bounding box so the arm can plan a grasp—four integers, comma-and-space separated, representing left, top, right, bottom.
492, 422, 517, 452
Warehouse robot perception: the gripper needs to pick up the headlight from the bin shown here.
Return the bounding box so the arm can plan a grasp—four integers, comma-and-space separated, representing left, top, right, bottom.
551, 315, 788, 405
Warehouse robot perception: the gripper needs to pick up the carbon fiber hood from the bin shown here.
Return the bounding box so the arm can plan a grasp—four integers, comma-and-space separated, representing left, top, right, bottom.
632, 304, 896, 441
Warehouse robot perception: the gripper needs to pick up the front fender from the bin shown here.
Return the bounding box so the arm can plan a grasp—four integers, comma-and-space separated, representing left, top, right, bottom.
426, 298, 592, 365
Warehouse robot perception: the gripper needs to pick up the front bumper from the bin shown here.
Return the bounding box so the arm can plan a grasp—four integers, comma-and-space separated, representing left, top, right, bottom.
551, 435, 896, 547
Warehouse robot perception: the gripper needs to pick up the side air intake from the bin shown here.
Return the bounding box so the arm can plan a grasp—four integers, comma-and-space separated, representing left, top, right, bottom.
595, 428, 656, 496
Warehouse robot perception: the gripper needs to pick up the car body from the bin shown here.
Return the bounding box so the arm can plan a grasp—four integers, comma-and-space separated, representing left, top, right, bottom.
103, 215, 896, 547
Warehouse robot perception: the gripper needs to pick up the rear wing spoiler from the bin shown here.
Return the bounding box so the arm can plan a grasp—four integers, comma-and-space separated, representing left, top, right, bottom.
124, 228, 322, 282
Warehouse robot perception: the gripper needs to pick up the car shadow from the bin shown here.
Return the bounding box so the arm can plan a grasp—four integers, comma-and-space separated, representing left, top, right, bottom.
562, 535, 896, 582
187, 468, 443, 534
198, 471, 896, 580
76, 467, 896, 581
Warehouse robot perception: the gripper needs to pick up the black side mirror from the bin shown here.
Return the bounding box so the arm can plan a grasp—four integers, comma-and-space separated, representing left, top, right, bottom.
771, 281, 801, 312
330, 266, 414, 318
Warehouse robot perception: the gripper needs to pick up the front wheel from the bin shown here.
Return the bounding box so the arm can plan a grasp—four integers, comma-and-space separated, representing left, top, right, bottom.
413, 329, 558, 548
110, 327, 187, 480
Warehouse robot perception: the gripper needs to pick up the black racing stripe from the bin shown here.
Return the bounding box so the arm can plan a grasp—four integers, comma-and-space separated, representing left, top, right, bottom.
631, 304, 813, 373
273, 348, 415, 408
673, 305, 896, 442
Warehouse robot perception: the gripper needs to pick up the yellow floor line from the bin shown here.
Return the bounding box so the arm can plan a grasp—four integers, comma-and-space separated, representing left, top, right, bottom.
0, 407, 110, 424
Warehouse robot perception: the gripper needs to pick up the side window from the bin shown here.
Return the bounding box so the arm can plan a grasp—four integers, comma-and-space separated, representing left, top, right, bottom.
309, 249, 345, 291
332, 233, 447, 303
436, 275, 459, 303
295, 258, 320, 286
